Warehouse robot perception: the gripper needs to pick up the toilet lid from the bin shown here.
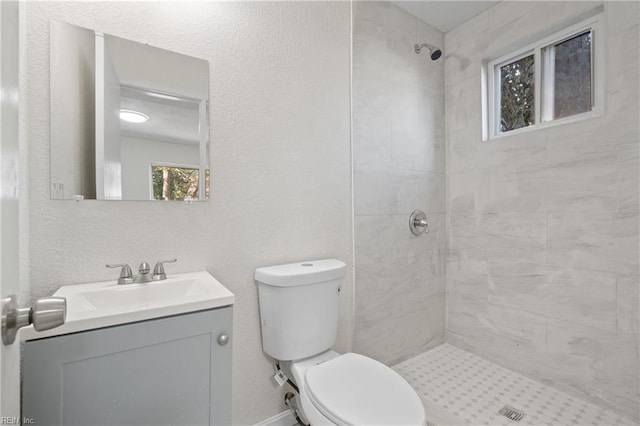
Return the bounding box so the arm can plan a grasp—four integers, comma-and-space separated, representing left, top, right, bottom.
304, 353, 426, 426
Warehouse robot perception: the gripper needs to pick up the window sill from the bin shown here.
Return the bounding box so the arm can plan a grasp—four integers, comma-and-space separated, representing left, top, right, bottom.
486, 108, 604, 141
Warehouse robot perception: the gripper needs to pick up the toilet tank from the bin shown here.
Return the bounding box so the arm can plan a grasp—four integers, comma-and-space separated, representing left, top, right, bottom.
255, 259, 346, 361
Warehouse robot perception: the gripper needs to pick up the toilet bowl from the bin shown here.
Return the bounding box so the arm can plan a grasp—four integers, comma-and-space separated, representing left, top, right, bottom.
255, 259, 426, 425
283, 350, 426, 426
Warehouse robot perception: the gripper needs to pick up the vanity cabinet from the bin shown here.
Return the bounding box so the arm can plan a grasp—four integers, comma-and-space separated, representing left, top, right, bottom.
22, 306, 232, 426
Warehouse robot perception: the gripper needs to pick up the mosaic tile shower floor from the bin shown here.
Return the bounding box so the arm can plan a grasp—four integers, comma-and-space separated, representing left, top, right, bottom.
393, 344, 637, 426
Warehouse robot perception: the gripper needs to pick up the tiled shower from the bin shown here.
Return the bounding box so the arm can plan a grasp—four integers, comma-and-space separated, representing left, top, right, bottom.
353, 1, 639, 423
353, 0, 446, 365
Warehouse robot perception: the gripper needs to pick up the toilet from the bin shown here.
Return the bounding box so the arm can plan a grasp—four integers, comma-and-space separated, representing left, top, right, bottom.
255, 259, 426, 426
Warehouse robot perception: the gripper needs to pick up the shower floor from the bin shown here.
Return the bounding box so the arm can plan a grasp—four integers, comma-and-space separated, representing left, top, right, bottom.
393, 343, 636, 426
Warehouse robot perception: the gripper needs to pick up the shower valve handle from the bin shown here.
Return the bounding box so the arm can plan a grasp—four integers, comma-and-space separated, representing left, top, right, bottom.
409, 210, 429, 236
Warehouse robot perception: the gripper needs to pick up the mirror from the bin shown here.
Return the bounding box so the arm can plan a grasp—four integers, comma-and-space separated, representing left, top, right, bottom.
50, 21, 210, 201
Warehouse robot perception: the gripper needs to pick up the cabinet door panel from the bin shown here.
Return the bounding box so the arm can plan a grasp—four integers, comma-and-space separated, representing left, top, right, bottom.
23, 307, 232, 426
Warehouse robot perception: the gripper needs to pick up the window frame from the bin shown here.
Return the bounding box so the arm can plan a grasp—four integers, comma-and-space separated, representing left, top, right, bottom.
486, 13, 604, 140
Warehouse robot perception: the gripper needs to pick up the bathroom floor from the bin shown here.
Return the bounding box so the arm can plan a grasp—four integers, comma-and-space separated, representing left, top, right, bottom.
393, 344, 636, 426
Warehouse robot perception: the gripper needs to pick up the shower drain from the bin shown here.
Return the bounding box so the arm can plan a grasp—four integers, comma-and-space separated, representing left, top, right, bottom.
498, 405, 525, 422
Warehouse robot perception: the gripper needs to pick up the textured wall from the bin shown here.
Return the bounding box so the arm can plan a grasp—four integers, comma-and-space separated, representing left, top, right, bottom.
352, 1, 446, 365
445, 1, 639, 420
22, 2, 352, 424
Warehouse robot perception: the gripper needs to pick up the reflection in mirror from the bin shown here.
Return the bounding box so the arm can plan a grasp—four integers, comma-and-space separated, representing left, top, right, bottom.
50, 21, 210, 201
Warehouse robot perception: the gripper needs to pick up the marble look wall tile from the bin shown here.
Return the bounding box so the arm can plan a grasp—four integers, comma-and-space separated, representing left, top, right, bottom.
446, 127, 481, 174
396, 170, 445, 215
449, 255, 619, 334
447, 300, 548, 355
352, 91, 392, 172
354, 214, 395, 270
356, 258, 444, 314
617, 142, 639, 214
598, 391, 640, 426
616, 275, 639, 337
445, 11, 490, 71
476, 213, 547, 260
447, 169, 547, 214
353, 1, 413, 37
448, 126, 547, 174
443, 50, 483, 90
485, 2, 597, 59
354, 255, 445, 364
391, 121, 444, 174
448, 254, 616, 337
355, 213, 445, 271
546, 318, 639, 411
446, 173, 479, 213
445, 1, 639, 419
449, 149, 629, 216
352, 75, 392, 111
547, 212, 638, 275
447, 213, 547, 264
422, 248, 446, 289
604, 20, 640, 126
607, 10, 640, 93
485, 304, 548, 351
445, 75, 483, 134
607, 2, 639, 37
353, 0, 446, 366
446, 256, 490, 305
488, 262, 618, 333
355, 168, 445, 215
545, 117, 637, 163
544, 150, 620, 213
354, 168, 396, 215
355, 297, 445, 366
416, 13, 444, 52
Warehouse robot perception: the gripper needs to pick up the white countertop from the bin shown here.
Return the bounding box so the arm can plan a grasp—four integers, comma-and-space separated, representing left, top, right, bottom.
21, 271, 234, 341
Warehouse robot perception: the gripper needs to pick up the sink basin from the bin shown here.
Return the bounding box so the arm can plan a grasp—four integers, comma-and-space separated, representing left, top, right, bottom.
80, 277, 204, 310
20, 271, 234, 341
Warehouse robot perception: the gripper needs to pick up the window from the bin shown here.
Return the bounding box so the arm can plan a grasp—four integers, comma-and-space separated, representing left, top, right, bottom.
487, 13, 603, 139
151, 165, 210, 201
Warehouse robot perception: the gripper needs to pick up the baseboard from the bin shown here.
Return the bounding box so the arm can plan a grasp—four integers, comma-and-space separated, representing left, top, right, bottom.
253, 409, 296, 426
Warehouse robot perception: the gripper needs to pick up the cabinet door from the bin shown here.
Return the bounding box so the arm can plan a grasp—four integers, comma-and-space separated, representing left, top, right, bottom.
23, 307, 232, 426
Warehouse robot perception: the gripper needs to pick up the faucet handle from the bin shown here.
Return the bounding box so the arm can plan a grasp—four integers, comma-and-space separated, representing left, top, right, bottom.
106, 263, 134, 285
153, 258, 177, 281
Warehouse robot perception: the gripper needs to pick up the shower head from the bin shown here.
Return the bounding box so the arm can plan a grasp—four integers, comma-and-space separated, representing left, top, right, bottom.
414, 43, 442, 61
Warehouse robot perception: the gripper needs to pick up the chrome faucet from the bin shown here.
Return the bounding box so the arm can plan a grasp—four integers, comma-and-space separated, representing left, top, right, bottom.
107, 258, 177, 284
105, 262, 151, 284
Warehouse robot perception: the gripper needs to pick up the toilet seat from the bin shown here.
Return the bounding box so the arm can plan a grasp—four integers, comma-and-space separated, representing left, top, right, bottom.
304, 353, 426, 426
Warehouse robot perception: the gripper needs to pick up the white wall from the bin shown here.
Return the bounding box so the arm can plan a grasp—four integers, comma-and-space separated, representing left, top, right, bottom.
22, 1, 352, 424
120, 137, 200, 200
445, 1, 639, 420
352, 1, 446, 365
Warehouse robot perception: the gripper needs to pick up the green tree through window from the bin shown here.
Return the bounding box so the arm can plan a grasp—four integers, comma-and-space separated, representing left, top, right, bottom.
151, 166, 210, 201
500, 55, 535, 132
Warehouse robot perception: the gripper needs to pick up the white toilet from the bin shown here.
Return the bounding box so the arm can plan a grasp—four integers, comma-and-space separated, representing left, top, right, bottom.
255, 259, 426, 426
